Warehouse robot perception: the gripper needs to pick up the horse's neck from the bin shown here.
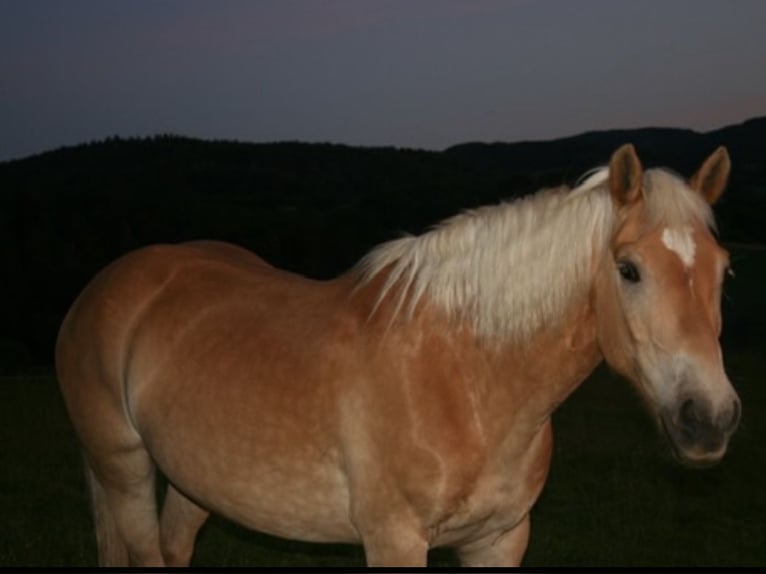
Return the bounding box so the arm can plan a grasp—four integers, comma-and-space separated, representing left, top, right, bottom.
472, 295, 603, 439
350, 271, 603, 439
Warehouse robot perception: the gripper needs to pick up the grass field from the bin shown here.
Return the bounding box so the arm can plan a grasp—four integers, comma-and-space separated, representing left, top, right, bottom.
1, 246, 765, 567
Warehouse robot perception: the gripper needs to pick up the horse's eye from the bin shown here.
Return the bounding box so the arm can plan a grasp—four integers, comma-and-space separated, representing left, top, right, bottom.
617, 260, 641, 283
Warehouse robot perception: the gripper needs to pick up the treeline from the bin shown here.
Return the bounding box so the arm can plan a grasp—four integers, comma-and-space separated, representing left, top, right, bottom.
2, 118, 765, 371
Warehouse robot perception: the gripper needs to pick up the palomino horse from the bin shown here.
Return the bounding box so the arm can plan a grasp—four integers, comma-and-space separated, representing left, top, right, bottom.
56, 144, 740, 566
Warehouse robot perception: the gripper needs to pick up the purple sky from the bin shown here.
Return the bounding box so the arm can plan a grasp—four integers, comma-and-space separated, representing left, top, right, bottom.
1, 0, 764, 162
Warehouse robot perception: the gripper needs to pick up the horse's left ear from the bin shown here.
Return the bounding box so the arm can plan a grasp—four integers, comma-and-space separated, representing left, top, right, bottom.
690, 146, 730, 205
608, 144, 643, 206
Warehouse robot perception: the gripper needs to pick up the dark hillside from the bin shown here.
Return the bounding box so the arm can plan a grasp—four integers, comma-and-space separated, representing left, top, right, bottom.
446, 117, 766, 184
1, 118, 765, 371
446, 126, 702, 176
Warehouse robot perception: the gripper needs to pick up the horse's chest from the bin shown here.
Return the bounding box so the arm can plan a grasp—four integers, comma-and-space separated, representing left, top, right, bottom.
431, 421, 553, 547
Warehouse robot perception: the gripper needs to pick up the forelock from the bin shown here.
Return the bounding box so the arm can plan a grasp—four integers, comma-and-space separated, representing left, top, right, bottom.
642, 168, 716, 232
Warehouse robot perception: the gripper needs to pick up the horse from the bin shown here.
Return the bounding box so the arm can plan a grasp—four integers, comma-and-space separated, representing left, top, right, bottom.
55, 144, 740, 566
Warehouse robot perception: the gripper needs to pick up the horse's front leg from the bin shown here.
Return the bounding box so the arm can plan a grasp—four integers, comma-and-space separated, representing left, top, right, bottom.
456, 513, 530, 567
358, 519, 429, 566
349, 484, 428, 566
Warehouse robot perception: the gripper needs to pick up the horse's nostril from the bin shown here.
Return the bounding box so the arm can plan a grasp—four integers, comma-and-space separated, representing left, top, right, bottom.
678, 398, 702, 441
680, 398, 698, 426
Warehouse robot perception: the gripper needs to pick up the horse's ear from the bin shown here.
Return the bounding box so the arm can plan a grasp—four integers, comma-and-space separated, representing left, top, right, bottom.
608, 144, 643, 206
690, 146, 730, 205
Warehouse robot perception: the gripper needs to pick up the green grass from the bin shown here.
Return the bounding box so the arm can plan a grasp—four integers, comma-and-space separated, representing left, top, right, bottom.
2, 245, 765, 567
1, 351, 763, 567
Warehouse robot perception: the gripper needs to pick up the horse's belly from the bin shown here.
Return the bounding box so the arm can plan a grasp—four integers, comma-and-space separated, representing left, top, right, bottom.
198, 462, 357, 543
153, 435, 359, 543
131, 370, 360, 543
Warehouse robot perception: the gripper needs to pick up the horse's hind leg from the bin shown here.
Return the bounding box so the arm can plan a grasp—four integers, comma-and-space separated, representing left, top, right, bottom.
160, 483, 210, 566
85, 448, 164, 566
84, 462, 128, 565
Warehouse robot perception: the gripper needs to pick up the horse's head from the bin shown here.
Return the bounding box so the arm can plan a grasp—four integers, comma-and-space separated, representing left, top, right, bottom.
595, 144, 740, 467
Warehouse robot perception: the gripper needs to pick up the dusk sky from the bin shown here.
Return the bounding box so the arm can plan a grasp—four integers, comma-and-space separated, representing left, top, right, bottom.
1, 0, 764, 162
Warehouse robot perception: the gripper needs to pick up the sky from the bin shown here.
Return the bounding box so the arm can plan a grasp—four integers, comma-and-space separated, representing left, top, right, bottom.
1, 0, 764, 162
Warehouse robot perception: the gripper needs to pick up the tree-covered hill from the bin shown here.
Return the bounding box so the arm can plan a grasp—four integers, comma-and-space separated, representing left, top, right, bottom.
2, 118, 764, 371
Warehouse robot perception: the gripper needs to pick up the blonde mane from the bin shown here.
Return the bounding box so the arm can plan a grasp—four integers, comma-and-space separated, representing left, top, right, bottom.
356, 167, 715, 341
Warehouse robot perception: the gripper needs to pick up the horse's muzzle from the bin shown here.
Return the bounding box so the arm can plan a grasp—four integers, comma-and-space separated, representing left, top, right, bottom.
660, 395, 741, 468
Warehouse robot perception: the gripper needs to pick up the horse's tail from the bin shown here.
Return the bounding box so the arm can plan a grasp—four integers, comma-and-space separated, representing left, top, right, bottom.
84, 460, 129, 566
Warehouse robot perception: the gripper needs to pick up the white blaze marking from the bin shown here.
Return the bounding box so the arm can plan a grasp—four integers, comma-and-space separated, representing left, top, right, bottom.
661, 226, 696, 268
